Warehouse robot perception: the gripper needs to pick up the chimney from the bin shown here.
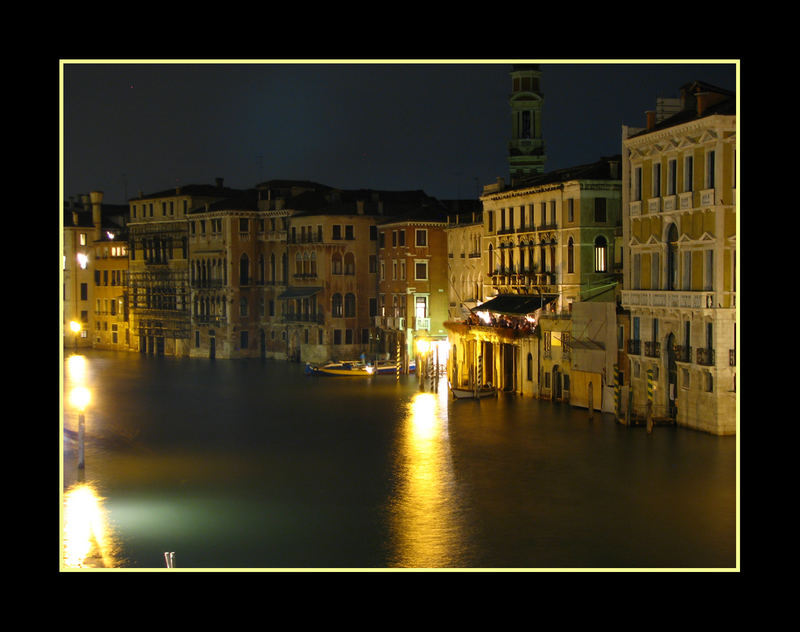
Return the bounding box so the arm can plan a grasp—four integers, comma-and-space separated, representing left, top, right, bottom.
609, 159, 620, 179
646, 111, 656, 130
356, 200, 365, 215
215, 177, 224, 188
90, 191, 103, 241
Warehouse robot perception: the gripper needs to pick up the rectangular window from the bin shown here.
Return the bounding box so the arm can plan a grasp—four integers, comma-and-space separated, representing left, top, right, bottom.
370, 225, 377, 240
704, 249, 714, 291
594, 198, 607, 223
333, 329, 342, 345
633, 167, 642, 201
345, 225, 354, 240
398, 230, 405, 246
706, 150, 716, 189
80, 283, 88, 301
653, 163, 661, 197
684, 155, 694, 192
488, 211, 494, 232
415, 229, 427, 247
568, 199, 574, 223
667, 159, 677, 195
415, 261, 428, 280
392, 231, 397, 247
332, 225, 342, 240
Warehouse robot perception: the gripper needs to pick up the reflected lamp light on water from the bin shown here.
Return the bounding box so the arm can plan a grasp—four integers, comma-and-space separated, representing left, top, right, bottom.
69, 386, 91, 411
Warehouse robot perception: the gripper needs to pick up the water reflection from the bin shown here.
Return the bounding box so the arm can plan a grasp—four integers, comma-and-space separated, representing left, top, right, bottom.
388, 388, 468, 568
62, 483, 121, 568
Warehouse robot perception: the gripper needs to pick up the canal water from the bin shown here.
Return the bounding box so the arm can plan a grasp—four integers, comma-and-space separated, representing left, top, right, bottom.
61, 350, 737, 570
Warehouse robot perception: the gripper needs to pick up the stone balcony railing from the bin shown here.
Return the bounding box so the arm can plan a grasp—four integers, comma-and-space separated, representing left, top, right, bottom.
622, 290, 719, 310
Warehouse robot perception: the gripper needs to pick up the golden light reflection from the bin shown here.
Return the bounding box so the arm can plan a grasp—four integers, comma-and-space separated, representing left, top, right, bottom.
62, 483, 119, 569
388, 391, 465, 568
69, 386, 91, 411
67, 354, 87, 381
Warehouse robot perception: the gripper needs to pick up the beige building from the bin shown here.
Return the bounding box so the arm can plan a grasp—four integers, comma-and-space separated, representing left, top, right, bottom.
446, 156, 622, 402
445, 203, 484, 321
127, 179, 240, 356
620, 80, 736, 435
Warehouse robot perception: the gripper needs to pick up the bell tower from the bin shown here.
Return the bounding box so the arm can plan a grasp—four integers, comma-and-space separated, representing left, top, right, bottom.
508, 64, 546, 182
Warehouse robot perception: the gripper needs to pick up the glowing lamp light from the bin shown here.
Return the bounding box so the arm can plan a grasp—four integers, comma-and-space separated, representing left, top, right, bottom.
476, 310, 491, 324
69, 321, 82, 334
365, 365, 376, 375
416, 339, 430, 354
77, 253, 89, 269
69, 386, 91, 411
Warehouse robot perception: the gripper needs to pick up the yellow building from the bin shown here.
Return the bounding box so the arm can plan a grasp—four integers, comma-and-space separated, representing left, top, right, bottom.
63, 191, 128, 351
621, 80, 736, 435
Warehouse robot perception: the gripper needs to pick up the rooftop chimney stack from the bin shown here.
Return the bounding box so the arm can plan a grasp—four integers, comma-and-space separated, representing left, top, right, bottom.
90, 191, 103, 241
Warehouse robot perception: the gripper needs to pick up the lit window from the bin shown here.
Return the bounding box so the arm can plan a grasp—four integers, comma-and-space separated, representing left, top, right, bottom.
594, 236, 607, 272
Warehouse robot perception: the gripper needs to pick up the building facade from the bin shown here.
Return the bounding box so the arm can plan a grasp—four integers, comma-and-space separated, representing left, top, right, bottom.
127, 179, 241, 357
375, 208, 450, 367
63, 192, 129, 351
620, 81, 736, 435
446, 157, 623, 405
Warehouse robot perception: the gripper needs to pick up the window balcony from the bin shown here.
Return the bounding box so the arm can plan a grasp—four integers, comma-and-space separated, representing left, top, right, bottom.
621, 290, 717, 310
415, 317, 430, 331
730, 349, 736, 366
696, 347, 715, 366
628, 339, 641, 355
644, 341, 661, 358
674, 345, 692, 363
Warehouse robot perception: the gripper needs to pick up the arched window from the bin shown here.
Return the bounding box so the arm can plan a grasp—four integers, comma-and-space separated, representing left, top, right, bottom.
303, 252, 310, 275
270, 253, 276, 282
295, 252, 303, 275
344, 252, 355, 275
488, 244, 494, 274
594, 236, 607, 272
344, 293, 356, 317
527, 353, 533, 381
310, 252, 317, 276
258, 254, 265, 285
332, 293, 343, 318
240, 253, 250, 285
332, 252, 342, 275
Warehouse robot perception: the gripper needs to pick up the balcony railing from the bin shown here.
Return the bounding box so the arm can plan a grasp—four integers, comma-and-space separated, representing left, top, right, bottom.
281, 313, 324, 324
628, 339, 641, 355
730, 349, 736, 366
674, 345, 692, 363
644, 341, 661, 358
696, 348, 715, 366
415, 317, 430, 331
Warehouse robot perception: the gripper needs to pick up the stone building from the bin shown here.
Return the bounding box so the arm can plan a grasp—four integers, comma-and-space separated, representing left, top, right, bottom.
127, 179, 241, 356
620, 80, 736, 435
446, 156, 623, 402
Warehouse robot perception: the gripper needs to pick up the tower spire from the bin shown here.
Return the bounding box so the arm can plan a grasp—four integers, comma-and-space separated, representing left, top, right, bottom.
508, 64, 546, 183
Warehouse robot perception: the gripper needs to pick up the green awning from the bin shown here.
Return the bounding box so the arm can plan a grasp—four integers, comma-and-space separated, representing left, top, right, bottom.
471, 294, 557, 316
277, 286, 323, 300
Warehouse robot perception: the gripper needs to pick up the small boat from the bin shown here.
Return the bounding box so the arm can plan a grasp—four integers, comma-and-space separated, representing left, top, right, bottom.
449, 382, 497, 399
306, 359, 416, 377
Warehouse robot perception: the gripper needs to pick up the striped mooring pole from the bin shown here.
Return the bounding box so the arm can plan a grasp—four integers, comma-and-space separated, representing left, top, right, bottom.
396, 338, 400, 381
614, 364, 621, 420
646, 368, 655, 433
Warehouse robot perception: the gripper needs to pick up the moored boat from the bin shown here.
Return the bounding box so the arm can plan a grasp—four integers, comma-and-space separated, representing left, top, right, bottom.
449, 382, 497, 399
306, 359, 416, 377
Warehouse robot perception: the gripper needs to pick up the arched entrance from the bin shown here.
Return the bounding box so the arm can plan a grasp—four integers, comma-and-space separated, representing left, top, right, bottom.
666, 332, 677, 419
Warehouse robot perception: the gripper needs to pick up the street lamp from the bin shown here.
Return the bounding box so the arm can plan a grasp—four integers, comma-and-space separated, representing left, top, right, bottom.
69, 386, 91, 470
69, 320, 81, 350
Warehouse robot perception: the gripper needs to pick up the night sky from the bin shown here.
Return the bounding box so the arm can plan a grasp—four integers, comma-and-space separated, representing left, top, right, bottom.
62, 60, 738, 205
